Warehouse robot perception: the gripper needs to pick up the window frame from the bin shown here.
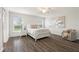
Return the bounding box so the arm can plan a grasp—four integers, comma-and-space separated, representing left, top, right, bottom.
12, 16, 22, 33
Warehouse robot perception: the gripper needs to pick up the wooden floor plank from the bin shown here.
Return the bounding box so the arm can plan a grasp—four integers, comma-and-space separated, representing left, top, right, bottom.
3, 35, 79, 52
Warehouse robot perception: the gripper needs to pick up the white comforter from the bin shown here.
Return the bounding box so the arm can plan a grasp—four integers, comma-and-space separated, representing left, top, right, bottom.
28, 28, 49, 34
27, 28, 50, 40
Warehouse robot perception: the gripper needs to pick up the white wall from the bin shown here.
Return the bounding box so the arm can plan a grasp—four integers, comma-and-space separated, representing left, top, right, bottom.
45, 16, 64, 36
9, 12, 44, 37
65, 8, 79, 39
0, 8, 3, 51
45, 7, 79, 39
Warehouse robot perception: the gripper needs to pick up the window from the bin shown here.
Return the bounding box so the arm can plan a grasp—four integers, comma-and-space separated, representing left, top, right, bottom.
13, 16, 22, 32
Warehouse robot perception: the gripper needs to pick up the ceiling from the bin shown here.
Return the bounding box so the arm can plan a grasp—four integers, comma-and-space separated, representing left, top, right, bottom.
4, 7, 79, 17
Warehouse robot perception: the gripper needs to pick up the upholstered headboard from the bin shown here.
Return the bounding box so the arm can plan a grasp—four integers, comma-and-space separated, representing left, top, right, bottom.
27, 24, 42, 29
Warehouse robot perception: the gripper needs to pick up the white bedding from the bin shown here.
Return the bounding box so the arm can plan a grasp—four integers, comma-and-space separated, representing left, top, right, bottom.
27, 28, 50, 41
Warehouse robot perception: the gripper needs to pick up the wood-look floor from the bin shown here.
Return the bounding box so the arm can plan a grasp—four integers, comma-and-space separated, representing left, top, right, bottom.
3, 35, 79, 52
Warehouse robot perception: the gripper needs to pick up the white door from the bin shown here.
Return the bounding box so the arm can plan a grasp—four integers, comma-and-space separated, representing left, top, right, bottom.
0, 8, 3, 51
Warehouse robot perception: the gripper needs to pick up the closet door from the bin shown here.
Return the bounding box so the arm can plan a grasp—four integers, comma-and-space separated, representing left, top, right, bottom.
0, 8, 3, 52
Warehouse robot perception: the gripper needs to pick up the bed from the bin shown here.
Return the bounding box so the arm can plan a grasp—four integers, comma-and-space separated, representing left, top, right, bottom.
27, 25, 50, 41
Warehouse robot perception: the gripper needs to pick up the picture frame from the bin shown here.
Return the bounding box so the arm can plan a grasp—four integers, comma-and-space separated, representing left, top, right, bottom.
56, 16, 65, 28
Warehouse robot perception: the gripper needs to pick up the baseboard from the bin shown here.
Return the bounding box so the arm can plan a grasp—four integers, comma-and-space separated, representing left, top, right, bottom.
9, 34, 27, 38
21, 35, 27, 37
51, 33, 62, 37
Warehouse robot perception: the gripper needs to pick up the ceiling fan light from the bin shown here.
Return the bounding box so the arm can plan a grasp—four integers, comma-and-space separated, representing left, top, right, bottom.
42, 9, 48, 13
38, 7, 49, 13
38, 7, 54, 14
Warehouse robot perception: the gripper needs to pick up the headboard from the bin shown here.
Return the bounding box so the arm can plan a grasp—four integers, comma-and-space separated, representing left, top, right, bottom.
27, 24, 43, 29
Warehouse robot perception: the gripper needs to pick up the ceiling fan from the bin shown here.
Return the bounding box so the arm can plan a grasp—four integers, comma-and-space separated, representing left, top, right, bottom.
37, 7, 54, 14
